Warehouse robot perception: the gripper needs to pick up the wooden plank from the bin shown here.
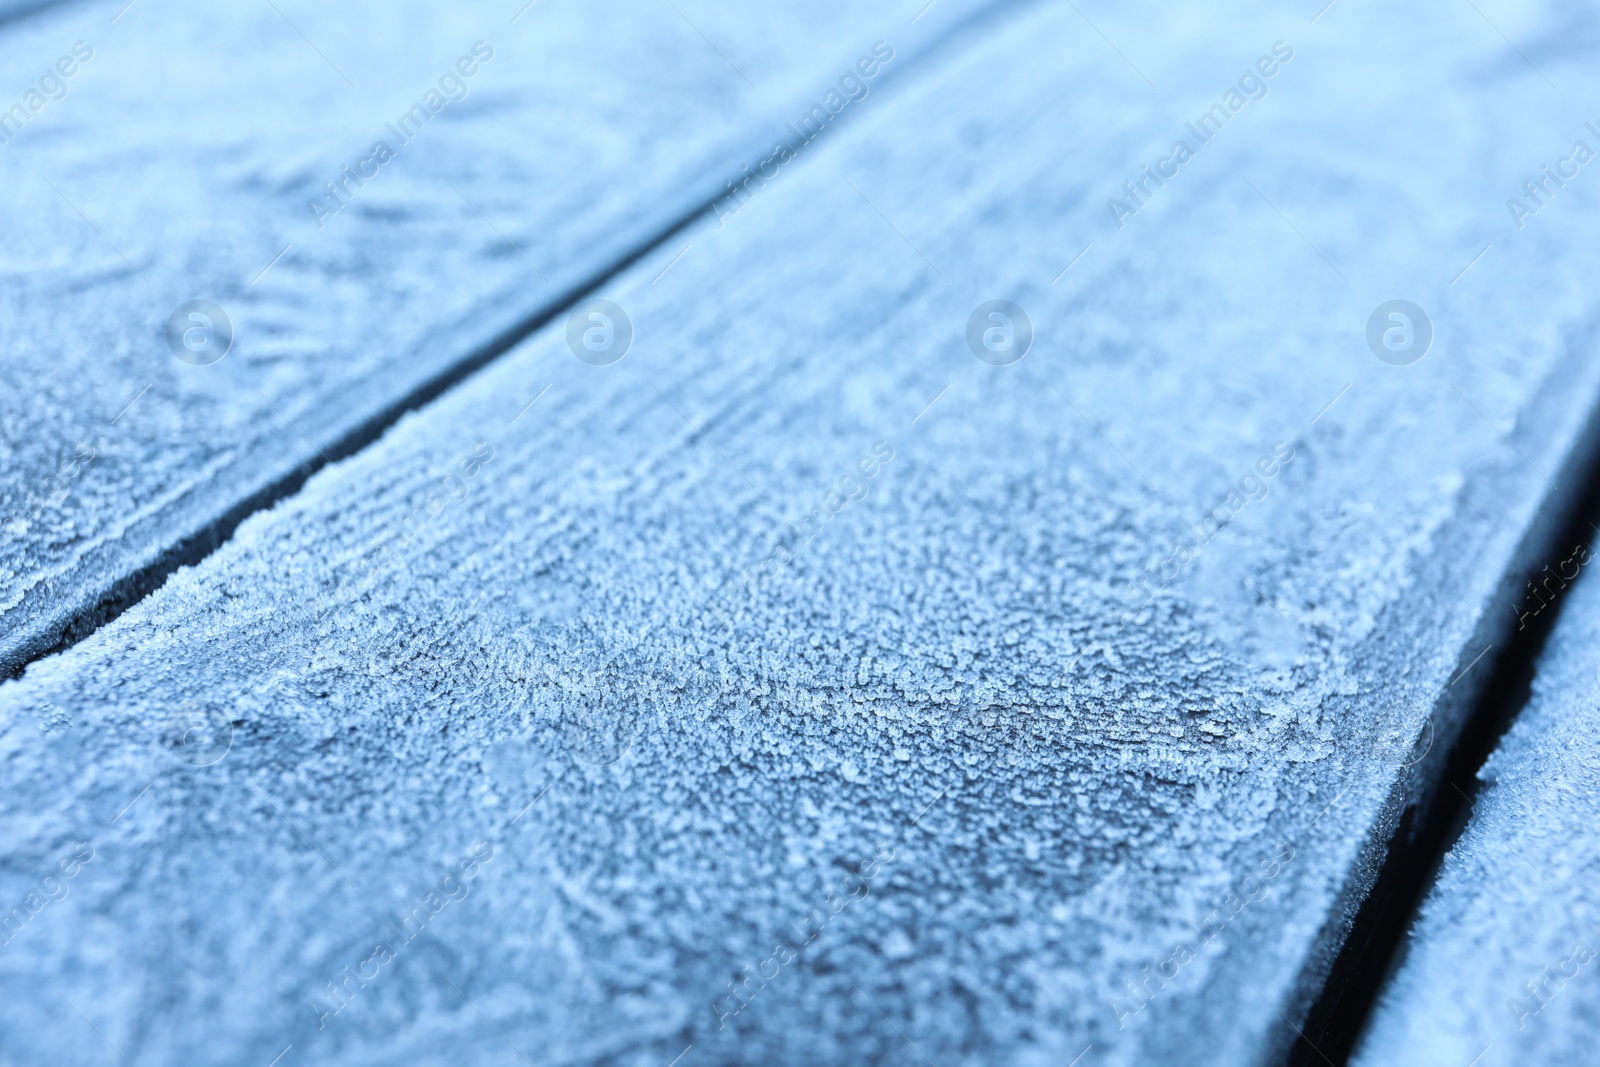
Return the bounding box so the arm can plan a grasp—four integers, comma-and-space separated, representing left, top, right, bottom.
0, 0, 996, 671
1353, 551, 1600, 1066
3, 1, 1600, 1065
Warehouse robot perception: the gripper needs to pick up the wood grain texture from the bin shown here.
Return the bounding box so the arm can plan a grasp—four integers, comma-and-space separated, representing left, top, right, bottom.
0, 0, 995, 670
2, 1, 1600, 1065
1354, 549, 1600, 1066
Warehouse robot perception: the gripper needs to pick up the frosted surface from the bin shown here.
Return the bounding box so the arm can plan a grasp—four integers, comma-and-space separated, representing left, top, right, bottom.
3, 0, 1600, 1064
1355, 553, 1600, 1065
0, 0, 990, 669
